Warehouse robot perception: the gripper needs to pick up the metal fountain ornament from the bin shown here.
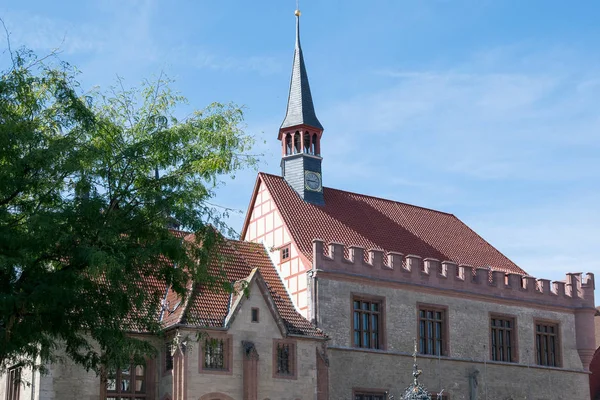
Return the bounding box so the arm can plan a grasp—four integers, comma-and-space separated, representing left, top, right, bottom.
384, 340, 444, 400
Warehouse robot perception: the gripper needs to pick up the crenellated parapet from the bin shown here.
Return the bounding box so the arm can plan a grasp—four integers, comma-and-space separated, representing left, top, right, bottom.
312, 239, 595, 309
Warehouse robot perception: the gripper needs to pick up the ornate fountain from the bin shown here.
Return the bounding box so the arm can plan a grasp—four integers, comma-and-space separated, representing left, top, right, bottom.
386, 340, 444, 400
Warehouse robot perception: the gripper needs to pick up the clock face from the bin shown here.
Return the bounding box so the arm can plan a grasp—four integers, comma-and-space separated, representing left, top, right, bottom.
305, 171, 322, 191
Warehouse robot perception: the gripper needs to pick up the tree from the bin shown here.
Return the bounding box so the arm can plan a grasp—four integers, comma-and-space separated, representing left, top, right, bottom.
0, 47, 258, 374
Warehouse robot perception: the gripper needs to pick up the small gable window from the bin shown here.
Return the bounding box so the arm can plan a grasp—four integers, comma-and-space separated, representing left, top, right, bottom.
273, 340, 296, 379
280, 245, 290, 261
251, 307, 259, 323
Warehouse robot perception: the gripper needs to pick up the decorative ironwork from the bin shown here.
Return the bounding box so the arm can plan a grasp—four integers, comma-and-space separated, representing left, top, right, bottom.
276, 342, 291, 374
348, 339, 444, 400
398, 340, 445, 400
204, 338, 225, 369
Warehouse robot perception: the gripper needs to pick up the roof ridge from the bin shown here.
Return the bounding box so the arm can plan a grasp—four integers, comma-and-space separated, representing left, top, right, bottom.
258, 171, 455, 217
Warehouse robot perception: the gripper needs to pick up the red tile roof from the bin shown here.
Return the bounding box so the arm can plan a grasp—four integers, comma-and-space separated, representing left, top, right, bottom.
162, 237, 323, 337
255, 172, 526, 275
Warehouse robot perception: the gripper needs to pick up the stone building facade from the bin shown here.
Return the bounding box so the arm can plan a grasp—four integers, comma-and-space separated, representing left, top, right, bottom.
0, 239, 327, 400
2, 8, 598, 400
240, 9, 597, 400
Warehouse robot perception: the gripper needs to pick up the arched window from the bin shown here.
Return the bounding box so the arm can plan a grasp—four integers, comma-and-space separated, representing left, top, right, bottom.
303, 132, 311, 154
312, 133, 318, 155
293, 131, 301, 154
285, 133, 292, 155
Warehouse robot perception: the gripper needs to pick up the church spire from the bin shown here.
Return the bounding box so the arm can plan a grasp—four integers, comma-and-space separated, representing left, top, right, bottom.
280, 9, 323, 131
278, 9, 325, 207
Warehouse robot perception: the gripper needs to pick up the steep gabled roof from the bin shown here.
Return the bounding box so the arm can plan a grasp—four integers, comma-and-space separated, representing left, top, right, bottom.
247, 173, 526, 275
162, 237, 324, 337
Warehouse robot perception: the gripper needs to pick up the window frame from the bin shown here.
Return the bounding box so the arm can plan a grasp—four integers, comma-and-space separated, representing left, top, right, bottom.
251, 307, 259, 323
351, 293, 386, 350
163, 341, 174, 375
352, 388, 389, 400
198, 333, 233, 375
416, 303, 449, 357
280, 245, 291, 262
489, 313, 518, 363
104, 363, 148, 399
534, 319, 561, 367
5, 366, 21, 400
272, 339, 297, 380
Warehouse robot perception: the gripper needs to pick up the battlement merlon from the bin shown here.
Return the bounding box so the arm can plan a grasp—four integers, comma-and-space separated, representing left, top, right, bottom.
311, 239, 595, 309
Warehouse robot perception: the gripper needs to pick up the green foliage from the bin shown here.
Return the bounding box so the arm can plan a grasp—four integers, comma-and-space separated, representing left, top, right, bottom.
0, 48, 258, 374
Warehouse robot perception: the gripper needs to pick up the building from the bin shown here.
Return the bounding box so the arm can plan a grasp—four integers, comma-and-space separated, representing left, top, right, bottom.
0, 237, 327, 400
1, 9, 597, 400
590, 308, 600, 399
241, 9, 597, 400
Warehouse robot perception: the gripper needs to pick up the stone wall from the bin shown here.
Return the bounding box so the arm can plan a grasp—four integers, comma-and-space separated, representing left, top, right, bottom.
594, 307, 600, 348
0, 353, 100, 400
316, 276, 591, 400
183, 277, 322, 400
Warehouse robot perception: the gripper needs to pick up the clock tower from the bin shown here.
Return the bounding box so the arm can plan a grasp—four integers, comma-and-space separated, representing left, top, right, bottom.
278, 9, 325, 206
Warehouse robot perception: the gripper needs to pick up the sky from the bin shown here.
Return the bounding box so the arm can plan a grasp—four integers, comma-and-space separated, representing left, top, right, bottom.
1, 0, 599, 301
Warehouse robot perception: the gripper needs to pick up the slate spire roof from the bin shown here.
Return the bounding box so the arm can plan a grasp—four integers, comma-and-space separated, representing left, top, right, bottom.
280, 11, 323, 131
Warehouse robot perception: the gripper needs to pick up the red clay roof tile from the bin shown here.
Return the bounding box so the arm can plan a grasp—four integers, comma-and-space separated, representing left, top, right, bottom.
257, 172, 526, 275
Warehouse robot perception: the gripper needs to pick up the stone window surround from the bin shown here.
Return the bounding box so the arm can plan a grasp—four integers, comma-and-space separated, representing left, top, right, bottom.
350, 292, 387, 350
100, 362, 153, 400
417, 302, 450, 357
251, 307, 260, 323
352, 387, 389, 400
5, 365, 21, 400
162, 341, 174, 376
272, 338, 298, 380
198, 333, 233, 375
489, 312, 519, 363
534, 318, 562, 368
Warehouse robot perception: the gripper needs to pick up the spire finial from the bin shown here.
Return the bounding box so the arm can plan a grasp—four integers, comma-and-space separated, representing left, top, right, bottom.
295, 9, 301, 17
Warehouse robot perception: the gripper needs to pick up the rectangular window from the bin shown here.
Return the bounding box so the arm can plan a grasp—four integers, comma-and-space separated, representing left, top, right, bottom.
204, 338, 226, 370
280, 245, 290, 261
6, 366, 21, 400
418, 305, 446, 356
490, 316, 516, 362
353, 297, 382, 349
251, 307, 259, 323
273, 340, 296, 379
165, 342, 173, 372
105, 363, 146, 399
536, 322, 560, 367
354, 392, 387, 400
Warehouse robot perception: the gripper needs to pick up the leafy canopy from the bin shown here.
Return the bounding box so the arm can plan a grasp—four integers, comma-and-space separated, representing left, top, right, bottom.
0, 48, 258, 374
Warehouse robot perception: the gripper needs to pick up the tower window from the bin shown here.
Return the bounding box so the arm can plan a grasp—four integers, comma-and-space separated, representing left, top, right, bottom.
303, 132, 311, 154
312, 133, 318, 155
285, 133, 292, 155
293, 131, 300, 153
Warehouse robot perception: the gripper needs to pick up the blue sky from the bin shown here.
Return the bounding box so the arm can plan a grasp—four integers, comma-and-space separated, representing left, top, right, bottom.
1, 0, 599, 300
